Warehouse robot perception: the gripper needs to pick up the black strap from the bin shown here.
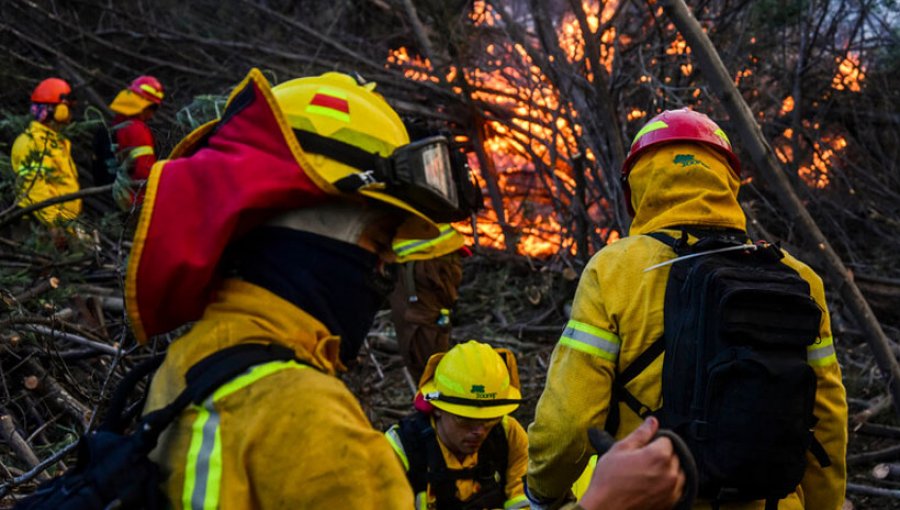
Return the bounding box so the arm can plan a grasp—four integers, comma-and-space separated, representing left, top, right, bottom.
135, 343, 306, 453
809, 435, 832, 468
404, 262, 419, 303
646, 231, 678, 248
292, 129, 389, 191
605, 336, 665, 435
101, 352, 166, 433
425, 394, 522, 407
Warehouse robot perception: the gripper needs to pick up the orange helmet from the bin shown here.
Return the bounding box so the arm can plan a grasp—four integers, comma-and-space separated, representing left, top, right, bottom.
129, 75, 164, 105
31, 78, 71, 104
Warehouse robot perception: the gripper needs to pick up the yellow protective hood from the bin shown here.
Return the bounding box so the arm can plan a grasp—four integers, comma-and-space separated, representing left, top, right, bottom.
628, 142, 746, 236
109, 89, 154, 116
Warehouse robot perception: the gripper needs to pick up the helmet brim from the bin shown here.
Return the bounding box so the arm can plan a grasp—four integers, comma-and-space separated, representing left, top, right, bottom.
419, 379, 521, 420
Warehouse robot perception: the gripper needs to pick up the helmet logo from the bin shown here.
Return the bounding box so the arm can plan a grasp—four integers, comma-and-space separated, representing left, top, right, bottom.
471, 384, 497, 399
674, 154, 709, 169
306, 87, 350, 123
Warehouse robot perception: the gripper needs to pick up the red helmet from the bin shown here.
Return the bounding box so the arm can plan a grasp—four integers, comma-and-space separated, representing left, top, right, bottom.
31, 78, 71, 104
621, 109, 741, 216
623, 108, 740, 178
129, 75, 164, 105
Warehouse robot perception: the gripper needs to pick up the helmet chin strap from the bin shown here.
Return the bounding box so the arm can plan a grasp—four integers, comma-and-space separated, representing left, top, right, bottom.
265, 201, 382, 247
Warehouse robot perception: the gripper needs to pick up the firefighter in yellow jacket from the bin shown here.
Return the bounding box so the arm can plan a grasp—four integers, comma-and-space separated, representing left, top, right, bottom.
527, 109, 847, 509
133, 69, 467, 508
10, 77, 81, 226
385, 340, 530, 509
390, 224, 467, 380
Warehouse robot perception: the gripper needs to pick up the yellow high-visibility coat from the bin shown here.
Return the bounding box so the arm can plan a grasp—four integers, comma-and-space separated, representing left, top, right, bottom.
10, 121, 81, 225
527, 143, 848, 509
144, 279, 414, 509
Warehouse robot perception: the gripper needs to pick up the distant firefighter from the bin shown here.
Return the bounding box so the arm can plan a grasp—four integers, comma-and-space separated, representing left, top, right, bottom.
93, 75, 164, 209
10, 77, 82, 227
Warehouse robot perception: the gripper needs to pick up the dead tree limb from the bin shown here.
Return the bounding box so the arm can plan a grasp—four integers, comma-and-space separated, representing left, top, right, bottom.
661, 0, 900, 421
0, 413, 50, 482
0, 185, 113, 229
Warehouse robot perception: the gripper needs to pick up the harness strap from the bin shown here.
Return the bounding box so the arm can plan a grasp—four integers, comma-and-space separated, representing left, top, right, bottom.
605, 336, 664, 435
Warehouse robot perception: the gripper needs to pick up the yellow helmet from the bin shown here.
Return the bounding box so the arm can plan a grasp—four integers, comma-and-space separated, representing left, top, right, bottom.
272, 72, 438, 240
419, 340, 522, 419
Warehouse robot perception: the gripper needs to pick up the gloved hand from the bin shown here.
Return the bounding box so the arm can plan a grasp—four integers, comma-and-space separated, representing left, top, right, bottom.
112, 167, 138, 211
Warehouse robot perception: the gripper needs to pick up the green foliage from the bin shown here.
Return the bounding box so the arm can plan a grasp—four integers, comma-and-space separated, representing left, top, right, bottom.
176, 94, 228, 130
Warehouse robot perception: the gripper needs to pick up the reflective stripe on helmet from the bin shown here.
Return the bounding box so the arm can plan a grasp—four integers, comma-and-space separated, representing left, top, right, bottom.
559, 319, 621, 362
182, 360, 307, 510
807, 336, 837, 367
139, 83, 164, 100
306, 87, 351, 123
631, 120, 668, 147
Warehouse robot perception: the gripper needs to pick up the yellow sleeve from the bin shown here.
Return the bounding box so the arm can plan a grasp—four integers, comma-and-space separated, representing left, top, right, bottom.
527, 259, 618, 501
503, 416, 530, 509
789, 262, 847, 510
242, 371, 414, 509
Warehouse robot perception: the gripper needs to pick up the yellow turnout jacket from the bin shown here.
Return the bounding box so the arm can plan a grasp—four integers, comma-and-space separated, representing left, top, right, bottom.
144, 279, 413, 509
527, 143, 847, 509
10, 121, 81, 225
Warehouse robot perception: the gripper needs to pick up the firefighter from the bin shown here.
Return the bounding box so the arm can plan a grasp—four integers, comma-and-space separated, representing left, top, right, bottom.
385, 340, 529, 509
526, 109, 848, 509
389, 223, 467, 381
100, 75, 164, 209
9, 77, 81, 227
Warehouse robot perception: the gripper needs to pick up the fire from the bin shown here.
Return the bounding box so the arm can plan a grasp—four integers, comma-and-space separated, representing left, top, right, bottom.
832, 53, 865, 92
775, 129, 848, 189
780, 96, 794, 115
386, 2, 627, 258
627, 108, 647, 122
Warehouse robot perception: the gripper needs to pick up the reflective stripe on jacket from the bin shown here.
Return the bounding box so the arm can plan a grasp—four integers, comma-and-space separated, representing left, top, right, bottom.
9, 121, 81, 225
527, 143, 847, 509
393, 224, 465, 263
144, 279, 414, 509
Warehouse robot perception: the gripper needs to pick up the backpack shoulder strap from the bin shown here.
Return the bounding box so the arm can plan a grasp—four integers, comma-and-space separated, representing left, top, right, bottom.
136, 343, 304, 453
396, 412, 436, 494
604, 336, 665, 436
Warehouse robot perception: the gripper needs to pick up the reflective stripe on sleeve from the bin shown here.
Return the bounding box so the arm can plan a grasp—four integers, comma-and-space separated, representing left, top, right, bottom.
808, 336, 837, 367
393, 224, 457, 257
415, 492, 429, 510
129, 145, 155, 159
504, 494, 530, 509
384, 425, 409, 471
182, 360, 306, 510
559, 319, 621, 362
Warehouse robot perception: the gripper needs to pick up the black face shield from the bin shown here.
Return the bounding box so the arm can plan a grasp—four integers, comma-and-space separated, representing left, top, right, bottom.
292, 129, 478, 222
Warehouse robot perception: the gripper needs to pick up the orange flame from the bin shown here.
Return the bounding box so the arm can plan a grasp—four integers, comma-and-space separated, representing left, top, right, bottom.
776, 129, 848, 189
832, 53, 865, 92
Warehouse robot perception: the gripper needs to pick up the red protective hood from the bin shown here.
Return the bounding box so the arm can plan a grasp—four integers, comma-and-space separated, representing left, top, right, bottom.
126, 69, 333, 343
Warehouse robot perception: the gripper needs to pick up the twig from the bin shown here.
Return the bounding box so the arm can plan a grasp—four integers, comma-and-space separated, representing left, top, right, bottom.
847, 444, 900, 466
21, 324, 118, 355
846, 482, 900, 498
0, 440, 78, 497
0, 413, 50, 482
23, 359, 92, 430
0, 185, 113, 229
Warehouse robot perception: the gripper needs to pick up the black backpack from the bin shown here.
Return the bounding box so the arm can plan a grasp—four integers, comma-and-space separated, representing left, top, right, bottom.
15, 343, 303, 510
605, 229, 830, 509
395, 411, 508, 510
90, 123, 118, 187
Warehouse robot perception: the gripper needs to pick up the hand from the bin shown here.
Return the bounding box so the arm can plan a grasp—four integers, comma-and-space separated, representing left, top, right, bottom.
578, 417, 684, 510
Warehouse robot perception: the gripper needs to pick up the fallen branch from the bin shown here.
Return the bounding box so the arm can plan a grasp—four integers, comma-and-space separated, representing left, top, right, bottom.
0, 184, 113, 229
854, 422, 900, 440
872, 463, 900, 481
0, 440, 77, 498
847, 444, 900, 466
23, 359, 92, 430
846, 482, 900, 498
0, 413, 50, 482
22, 324, 118, 356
